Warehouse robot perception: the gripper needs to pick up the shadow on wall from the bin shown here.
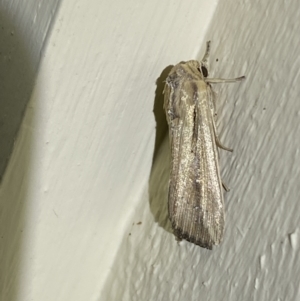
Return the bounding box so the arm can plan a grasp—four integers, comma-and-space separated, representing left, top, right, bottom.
148, 65, 173, 235
0, 17, 35, 181
0, 9, 38, 301
0, 3, 59, 300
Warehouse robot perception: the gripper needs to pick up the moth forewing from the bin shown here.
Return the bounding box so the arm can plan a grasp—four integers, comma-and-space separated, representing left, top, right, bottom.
164, 41, 245, 249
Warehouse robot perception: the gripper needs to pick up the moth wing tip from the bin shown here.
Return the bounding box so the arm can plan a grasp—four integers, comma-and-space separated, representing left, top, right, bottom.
172, 225, 216, 250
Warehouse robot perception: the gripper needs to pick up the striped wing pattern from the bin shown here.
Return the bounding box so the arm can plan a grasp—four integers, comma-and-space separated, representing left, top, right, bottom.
164, 61, 225, 249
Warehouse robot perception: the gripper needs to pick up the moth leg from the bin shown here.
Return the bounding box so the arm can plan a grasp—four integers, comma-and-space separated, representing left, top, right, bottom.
222, 182, 230, 192
212, 117, 233, 152
207, 87, 233, 152
206, 76, 245, 84
215, 135, 233, 152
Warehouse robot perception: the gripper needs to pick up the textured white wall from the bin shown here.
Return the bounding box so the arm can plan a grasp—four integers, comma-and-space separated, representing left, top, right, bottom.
1, 0, 300, 300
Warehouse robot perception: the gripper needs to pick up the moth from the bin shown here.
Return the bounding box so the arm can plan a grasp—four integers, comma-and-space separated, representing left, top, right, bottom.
163, 41, 245, 249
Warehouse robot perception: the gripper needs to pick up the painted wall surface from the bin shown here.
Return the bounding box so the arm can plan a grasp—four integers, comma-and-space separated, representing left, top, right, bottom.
0, 0, 61, 181
1, 0, 300, 300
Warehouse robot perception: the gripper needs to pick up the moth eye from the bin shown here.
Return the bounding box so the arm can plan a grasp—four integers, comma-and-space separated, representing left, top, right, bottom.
201, 66, 208, 77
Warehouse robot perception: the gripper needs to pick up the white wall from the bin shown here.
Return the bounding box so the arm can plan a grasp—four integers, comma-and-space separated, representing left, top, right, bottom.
1, 0, 300, 300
